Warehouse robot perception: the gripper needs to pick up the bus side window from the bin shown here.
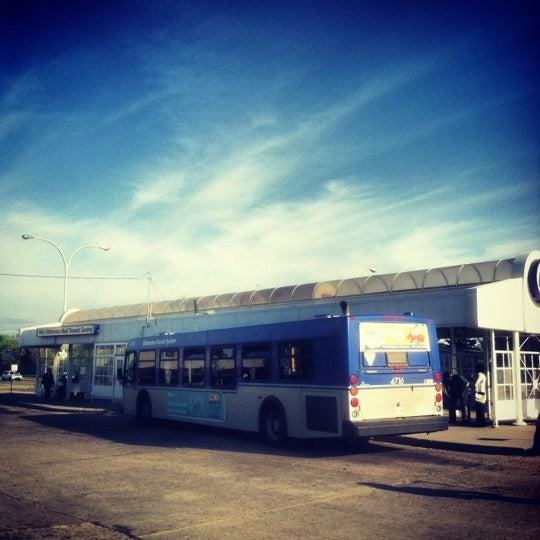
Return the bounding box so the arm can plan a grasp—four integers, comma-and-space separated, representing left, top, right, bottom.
210, 346, 236, 388
278, 340, 313, 381
183, 347, 205, 387
159, 349, 179, 386
241, 343, 271, 382
138, 350, 156, 385
124, 351, 136, 386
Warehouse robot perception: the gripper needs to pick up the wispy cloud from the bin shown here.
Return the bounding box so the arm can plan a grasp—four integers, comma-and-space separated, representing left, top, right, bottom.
128, 172, 186, 211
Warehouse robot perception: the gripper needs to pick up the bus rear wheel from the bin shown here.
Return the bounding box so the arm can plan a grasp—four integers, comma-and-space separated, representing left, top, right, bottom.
136, 395, 152, 425
260, 404, 287, 446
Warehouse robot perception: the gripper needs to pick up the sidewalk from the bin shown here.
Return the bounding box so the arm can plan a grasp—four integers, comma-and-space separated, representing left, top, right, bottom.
1, 392, 536, 454
0, 391, 116, 414
384, 422, 536, 455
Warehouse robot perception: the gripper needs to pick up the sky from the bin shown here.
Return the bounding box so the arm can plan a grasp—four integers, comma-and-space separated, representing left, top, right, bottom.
1, 0, 539, 331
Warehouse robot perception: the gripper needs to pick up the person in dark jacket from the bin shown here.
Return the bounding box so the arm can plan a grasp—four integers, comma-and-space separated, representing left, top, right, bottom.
448, 372, 470, 424
41, 368, 54, 400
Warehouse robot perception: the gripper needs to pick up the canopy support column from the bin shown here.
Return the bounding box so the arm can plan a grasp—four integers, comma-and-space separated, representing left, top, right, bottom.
489, 330, 498, 428
66, 344, 73, 400
512, 331, 526, 425
450, 328, 457, 373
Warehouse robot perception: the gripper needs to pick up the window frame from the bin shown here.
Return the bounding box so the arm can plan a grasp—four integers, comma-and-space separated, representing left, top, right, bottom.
182, 346, 206, 387
278, 339, 314, 382
137, 349, 157, 386
210, 345, 237, 389
124, 351, 137, 386
158, 348, 179, 386
241, 342, 272, 383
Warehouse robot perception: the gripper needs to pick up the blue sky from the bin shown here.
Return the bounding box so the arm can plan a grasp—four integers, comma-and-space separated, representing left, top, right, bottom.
1, 0, 539, 330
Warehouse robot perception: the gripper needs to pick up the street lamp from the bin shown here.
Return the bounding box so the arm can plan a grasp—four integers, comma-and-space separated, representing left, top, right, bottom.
21, 234, 109, 315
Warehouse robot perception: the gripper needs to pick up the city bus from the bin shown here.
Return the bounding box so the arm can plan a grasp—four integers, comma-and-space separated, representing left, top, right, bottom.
121, 314, 447, 444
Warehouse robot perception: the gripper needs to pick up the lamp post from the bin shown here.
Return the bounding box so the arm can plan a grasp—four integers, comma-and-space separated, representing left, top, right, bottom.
21, 234, 109, 314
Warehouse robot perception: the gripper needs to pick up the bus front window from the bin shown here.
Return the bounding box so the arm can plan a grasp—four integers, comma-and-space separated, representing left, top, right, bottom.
124, 352, 136, 386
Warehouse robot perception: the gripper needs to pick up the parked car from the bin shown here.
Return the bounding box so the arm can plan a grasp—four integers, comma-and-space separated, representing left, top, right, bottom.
1, 371, 23, 381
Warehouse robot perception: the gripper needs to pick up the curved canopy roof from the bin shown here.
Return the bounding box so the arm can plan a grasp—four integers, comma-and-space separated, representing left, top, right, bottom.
62, 256, 516, 324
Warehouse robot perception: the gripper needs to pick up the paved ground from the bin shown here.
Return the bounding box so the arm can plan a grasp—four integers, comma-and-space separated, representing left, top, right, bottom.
0, 393, 538, 539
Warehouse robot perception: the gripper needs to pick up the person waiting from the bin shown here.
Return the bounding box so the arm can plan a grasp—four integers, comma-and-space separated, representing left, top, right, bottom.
448, 372, 470, 424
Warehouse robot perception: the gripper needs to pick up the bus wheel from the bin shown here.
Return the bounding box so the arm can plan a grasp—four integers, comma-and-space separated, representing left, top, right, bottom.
260, 403, 287, 446
137, 395, 152, 425
348, 436, 371, 450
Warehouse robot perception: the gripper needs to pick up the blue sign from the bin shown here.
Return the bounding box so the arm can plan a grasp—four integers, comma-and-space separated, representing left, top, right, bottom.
167, 390, 224, 422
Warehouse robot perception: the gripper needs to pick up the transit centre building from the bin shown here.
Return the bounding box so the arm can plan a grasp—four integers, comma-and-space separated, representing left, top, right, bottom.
18, 250, 540, 427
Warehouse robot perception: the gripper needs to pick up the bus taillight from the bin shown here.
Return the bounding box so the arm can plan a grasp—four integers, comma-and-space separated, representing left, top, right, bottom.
434, 372, 442, 382
435, 383, 442, 392
350, 374, 358, 385
435, 393, 442, 403
350, 386, 358, 396
350, 397, 359, 408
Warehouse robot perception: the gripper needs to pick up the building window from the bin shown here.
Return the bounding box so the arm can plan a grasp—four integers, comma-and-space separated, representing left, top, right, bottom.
241, 343, 271, 382
210, 346, 236, 388
94, 344, 115, 386
138, 350, 156, 386
279, 340, 313, 381
159, 349, 179, 386
183, 347, 205, 386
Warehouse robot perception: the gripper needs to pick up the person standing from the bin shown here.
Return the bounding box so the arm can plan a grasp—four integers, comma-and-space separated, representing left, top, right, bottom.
448, 372, 470, 424
474, 363, 487, 426
41, 368, 54, 400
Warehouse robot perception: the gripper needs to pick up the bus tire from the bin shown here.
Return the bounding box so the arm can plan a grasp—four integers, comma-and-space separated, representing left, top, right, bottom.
259, 401, 287, 446
136, 393, 152, 425
347, 436, 371, 450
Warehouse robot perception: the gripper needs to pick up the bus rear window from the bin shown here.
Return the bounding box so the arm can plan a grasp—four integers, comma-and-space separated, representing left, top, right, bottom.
361, 351, 431, 368
386, 352, 408, 368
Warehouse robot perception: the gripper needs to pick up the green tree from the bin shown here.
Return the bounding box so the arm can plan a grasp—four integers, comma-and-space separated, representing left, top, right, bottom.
0, 335, 19, 371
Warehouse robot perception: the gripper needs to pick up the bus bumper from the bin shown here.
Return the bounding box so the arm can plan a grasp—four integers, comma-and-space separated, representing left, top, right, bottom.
343, 415, 448, 438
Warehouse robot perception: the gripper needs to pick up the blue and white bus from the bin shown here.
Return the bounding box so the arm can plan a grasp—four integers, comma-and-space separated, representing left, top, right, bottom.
121, 314, 447, 444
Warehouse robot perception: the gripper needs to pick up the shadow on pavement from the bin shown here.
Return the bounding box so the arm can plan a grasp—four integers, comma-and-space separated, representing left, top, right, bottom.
17, 408, 397, 459
359, 481, 540, 505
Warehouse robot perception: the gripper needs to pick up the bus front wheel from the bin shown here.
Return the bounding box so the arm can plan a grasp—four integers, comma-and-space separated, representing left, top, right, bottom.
260, 403, 287, 446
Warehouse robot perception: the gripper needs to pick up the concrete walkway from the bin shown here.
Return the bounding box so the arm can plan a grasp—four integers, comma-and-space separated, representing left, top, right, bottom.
1, 391, 537, 455
382, 422, 536, 455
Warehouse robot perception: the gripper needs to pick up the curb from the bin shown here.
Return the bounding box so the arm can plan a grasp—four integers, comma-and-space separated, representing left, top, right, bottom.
16, 402, 112, 414
379, 434, 530, 456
